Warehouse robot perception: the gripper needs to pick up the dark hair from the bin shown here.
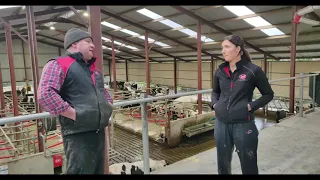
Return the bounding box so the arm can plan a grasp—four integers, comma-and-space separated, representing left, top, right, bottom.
224, 35, 252, 62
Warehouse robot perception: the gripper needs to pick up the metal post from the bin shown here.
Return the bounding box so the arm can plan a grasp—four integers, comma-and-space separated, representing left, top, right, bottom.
173, 58, 177, 94
140, 93, 150, 174
108, 60, 111, 84
145, 31, 150, 96
125, 60, 128, 82
21, 40, 27, 80
26, 5, 44, 152
289, 6, 298, 113
4, 25, 19, 117
111, 37, 117, 92
210, 56, 213, 89
299, 73, 304, 117
0, 63, 5, 117
312, 75, 316, 111
87, 6, 109, 174
197, 20, 202, 114
263, 55, 268, 117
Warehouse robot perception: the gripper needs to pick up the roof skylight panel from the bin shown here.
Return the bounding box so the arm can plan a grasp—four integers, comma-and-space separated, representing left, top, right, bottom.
136, 8, 162, 19
0, 6, 20, 10
101, 37, 138, 50
224, 6, 285, 36
159, 19, 183, 29
260, 28, 285, 36
101, 21, 169, 47
137, 8, 214, 43
243, 16, 271, 27
102, 37, 111, 42
101, 22, 121, 29
43, 10, 79, 28
120, 29, 139, 36
106, 47, 120, 52
224, 6, 255, 16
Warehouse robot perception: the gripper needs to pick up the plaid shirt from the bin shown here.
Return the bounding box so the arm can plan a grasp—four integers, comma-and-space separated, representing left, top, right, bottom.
38, 60, 113, 115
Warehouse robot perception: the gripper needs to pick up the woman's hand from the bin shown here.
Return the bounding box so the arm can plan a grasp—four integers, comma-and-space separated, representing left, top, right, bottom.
247, 104, 252, 112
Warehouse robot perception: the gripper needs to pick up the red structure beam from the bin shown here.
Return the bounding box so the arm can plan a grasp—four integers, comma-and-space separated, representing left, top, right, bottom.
145, 31, 150, 96
4, 26, 19, 117
125, 60, 129, 82
4, 24, 20, 143
26, 6, 44, 152
197, 21, 202, 114
173, 58, 177, 94
0, 63, 4, 117
111, 37, 117, 92
87, 6, 109, 174
289, 6, 298, 114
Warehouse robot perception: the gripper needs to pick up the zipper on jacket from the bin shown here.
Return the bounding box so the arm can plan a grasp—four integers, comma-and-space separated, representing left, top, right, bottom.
87, 65, 101, 133
226, 77, 234, 110
94, 86, 101, 133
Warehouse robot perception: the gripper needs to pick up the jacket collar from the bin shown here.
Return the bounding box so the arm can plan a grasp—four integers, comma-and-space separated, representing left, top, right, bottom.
219, 57, 249, 71
66, 51, 96, 66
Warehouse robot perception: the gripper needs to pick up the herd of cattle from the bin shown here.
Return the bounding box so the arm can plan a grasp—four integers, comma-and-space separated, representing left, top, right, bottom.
109, 158, 168, 174
3, 87, 35, 115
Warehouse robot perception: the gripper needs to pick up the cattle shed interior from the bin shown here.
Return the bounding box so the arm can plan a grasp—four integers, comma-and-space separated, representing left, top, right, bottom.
0, 5, 320, 174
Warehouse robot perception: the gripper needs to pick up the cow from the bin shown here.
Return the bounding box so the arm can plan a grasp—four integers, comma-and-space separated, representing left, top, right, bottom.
109, 159, 168, 174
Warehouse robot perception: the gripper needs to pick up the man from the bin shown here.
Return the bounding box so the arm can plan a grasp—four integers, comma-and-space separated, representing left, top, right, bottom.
37, 28, 113, 174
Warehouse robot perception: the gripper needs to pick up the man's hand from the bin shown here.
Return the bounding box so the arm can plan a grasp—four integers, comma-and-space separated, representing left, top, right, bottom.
60, 106, 76, 121
247, 104, 252, 112
108, 117, 113, 125
212, 104, 216, 116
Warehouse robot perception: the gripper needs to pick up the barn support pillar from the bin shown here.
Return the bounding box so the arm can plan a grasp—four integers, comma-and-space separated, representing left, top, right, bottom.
145, 31, 150, 96
111, 37, 117, 92
26, 5, 44, 152
4, 23, 20, 143
125, 60, 129, 82
289, 6, 298, 114
197, 20, 202, 114
0, 63, 4, 117
87, 6, 109, 174
263, 55, 268, 117
210, 56, 214, 89
173, 58, 177, 94
21, 40, 27, 81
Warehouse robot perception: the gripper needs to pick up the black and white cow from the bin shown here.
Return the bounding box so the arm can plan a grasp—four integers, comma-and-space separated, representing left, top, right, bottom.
109, 159, 168, 174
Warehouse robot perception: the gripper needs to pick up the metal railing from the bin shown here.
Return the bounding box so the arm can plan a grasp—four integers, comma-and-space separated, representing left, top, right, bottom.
0, 73, 318, 174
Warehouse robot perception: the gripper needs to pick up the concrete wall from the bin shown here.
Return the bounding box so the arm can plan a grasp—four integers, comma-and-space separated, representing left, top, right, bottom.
0, 39, 110, 85
110, 60, 320, 99
0, 153, 54, 174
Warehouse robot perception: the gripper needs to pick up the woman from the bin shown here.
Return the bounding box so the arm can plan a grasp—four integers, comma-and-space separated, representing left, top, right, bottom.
211, 35, 274, 174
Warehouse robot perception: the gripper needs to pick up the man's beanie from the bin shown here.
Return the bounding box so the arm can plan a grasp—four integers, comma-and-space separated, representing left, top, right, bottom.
64, 28, 92, 50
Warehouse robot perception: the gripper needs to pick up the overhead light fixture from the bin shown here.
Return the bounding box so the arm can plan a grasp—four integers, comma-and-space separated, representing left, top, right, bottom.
50, 26, 55, 30
0, 6, 20, 10
83, 12, 89, 17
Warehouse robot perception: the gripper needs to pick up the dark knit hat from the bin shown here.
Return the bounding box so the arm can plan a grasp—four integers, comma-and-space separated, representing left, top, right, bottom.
64, 28, 92, 50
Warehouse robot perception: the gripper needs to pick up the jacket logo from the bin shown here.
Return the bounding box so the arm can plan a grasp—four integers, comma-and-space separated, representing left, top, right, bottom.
239, 74, 247, 80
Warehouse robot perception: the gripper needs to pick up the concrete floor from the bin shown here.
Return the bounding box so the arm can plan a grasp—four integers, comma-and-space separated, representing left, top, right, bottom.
152, 109, 320, 174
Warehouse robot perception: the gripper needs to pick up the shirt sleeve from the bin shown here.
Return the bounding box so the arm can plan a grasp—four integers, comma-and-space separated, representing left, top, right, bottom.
248, 67, 274, 111
211, 69, 221, 110
37, 60, 70, 115
104, 89, 113, 104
